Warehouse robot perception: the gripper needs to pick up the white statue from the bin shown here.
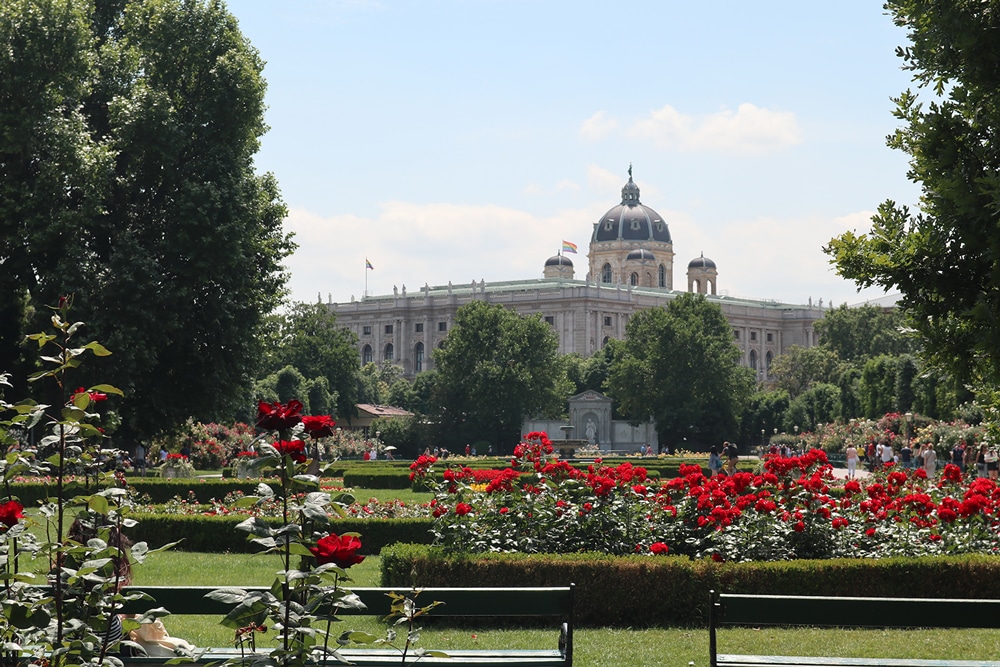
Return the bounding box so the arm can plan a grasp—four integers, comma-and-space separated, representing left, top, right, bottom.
585, 419, 597, 443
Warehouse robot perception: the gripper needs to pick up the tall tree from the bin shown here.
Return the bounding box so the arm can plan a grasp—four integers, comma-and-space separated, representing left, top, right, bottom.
607, 293, 755, 451
431, 301, 564, 455
0, 0, 110, 391
813, 304, 915, 362
824, 1, 1000, 396
0, 0, 294, 439
265, 302, 359, 419
769, 345, 843, 399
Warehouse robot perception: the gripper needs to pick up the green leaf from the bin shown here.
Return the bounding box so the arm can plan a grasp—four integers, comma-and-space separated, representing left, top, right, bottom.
89, 383, 124, 396
87, 495, 110, 514
286, 542, 314, 557
83, 341, 112, 357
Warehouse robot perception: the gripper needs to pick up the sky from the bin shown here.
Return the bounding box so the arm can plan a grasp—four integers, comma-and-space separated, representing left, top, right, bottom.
230, 1, 922, 308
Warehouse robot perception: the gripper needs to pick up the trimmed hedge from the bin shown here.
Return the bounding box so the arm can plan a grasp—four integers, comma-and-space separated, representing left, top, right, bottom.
129, 514, 434, 554
379, 543, 1000, 628
8, 479, 290, 506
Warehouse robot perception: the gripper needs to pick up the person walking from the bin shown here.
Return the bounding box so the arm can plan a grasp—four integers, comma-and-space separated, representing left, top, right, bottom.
134, 443, 147, 478
881, 442, 894, 469
708, 446, 722, 477
921, 443, 937, 478
845, 444, 859, 480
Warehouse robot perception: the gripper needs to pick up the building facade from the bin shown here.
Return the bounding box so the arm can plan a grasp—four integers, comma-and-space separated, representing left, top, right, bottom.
327, 170, 827, 382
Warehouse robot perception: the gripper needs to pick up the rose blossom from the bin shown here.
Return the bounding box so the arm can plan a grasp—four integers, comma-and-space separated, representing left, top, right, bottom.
0, 500, 23, 527
274, 440, 307, 463
309, 534, 365, 568
256, 400, 303, 431
302, 415, 336, 439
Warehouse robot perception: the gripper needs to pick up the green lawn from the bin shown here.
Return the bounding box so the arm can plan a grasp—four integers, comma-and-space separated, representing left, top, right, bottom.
131, 552, 1000, 667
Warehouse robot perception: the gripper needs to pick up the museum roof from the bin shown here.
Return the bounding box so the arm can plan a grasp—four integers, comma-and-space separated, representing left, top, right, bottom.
591, 173, 672, 245
688, 253, 717, 270
340, 277, 818, 311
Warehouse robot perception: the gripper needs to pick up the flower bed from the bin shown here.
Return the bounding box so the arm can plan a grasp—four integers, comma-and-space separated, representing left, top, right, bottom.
426, 432, 1000, 561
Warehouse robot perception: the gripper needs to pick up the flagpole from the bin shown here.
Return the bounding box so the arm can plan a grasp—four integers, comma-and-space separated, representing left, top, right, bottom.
365, 261, 368, 298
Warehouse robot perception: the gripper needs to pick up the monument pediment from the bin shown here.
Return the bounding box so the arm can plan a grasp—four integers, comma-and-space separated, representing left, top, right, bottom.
569, 390, 609, 403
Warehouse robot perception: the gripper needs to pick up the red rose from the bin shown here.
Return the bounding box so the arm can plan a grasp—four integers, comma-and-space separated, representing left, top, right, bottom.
256, 400, 303, 431
0, 500, 24, 527
455, 502, 473, 516
274, 439, 307, 463
309, 534, 365, 568
302, 415, 336, 439
650, 542, 669, 555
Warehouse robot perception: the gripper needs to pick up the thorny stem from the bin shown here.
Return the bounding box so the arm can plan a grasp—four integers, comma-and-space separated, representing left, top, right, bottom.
281, 455, 291, 657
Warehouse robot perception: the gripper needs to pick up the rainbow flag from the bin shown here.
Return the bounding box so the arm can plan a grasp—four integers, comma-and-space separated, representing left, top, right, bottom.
365, 258, 374, 270
562, 240, 578, 254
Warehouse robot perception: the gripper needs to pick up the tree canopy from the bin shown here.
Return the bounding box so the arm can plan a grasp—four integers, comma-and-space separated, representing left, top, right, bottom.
431, 301, 565, 455
0, 0, 293, 440
824, 1, 1000, 396
607, 293, 755, 451
263, 302, 359, 419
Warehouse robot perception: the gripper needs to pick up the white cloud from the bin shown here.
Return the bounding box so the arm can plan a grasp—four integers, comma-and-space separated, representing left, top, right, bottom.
629, 103, 802, 155
282, 202, 604, 305
586, 164, 623, 194
687, 210, 887, 307
579, 111, 618, 141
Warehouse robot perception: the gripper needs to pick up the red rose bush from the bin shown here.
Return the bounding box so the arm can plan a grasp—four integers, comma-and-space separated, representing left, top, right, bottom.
427, 432, 1000, 561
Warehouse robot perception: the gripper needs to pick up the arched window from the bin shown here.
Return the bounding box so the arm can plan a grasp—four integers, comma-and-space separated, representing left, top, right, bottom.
384, 343, 394, 362
629, 272, 638, 286
602, 335, 610, 348
765, 350, 773, 374
414, 342, 424, 373
658, 264, 666, 287
749, 349, 758, 371
361, 345, 373, 365
601, 263, 612, 283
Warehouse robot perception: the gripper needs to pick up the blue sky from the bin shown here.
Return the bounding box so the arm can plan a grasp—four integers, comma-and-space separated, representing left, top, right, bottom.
231, 1, 921, 307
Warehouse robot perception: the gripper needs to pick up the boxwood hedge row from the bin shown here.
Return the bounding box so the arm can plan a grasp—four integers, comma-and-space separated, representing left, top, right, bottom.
379, 543, 1000, 628
129, 514, 434, 554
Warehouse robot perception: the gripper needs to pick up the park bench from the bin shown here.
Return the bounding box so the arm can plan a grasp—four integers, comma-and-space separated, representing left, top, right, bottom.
709, 589, 1000, 667
118, 585, 574, 666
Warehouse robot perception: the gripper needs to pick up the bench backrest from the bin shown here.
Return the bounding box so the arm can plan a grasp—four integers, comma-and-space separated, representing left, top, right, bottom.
711, 591, 1000, 629
118, 585, 574, 620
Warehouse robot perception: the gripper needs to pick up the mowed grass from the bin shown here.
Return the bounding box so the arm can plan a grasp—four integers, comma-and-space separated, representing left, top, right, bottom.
131, 552, 1000, 667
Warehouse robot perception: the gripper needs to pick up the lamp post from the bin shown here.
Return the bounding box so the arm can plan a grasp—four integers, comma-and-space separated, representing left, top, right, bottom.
905, 412, 913, 448
761, 429, 765, 449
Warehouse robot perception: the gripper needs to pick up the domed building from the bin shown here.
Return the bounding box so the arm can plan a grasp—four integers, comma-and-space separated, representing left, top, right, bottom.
688, 253, 718, 295
543, 254, 574, 280
329, 167, 829, 439
589, 170, 674, 289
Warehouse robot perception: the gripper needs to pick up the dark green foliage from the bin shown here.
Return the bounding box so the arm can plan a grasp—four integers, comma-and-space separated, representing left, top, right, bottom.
380, 545, 1000, 628
785, 383, 840, 431
860, 355, 901, 418
814, 305, 916, 362
0, 0, 294, 440
130, 515, 433, 553
261, 302, 359, 420
825, 2, 1000, 398
738, 390, 790, 448
607, 294, 754, 451
431, 301, 566, 455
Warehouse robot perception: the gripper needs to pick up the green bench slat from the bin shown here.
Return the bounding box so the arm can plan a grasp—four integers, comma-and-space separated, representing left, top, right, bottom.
127, 648, 566, 666
120, 586, 572, 618
114, 585, 573, 666
716, 594, 1000, 629
717, 656, 1000, 667
710, 591, 1000, 667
